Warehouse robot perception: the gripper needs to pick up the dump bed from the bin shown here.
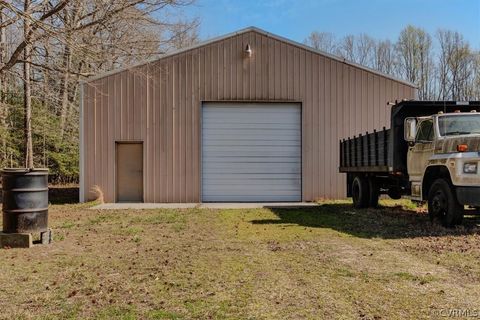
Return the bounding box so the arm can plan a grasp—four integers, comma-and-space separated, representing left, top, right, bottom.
339, 128, 391, 173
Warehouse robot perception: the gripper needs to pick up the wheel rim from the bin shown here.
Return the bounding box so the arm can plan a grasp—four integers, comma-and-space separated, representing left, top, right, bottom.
431, 189, 448, 218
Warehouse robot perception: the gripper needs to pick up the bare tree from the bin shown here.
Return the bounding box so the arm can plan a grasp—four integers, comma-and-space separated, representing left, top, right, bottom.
472, 53, 480, 99
0, 7, 7, 164
0, 0, 70, 75
169, 19, 200, 50
373, 39, 396, 75
337, 35, 355, 62
303, 31, 336, 54
337, 34, 375, 67
396, 25, 433, 99
23, 0, 33, 168
58, 4, 77, 139
436, 29, 476, 100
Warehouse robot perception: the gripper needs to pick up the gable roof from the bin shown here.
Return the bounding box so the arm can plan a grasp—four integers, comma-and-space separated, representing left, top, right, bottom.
83, 26, 417, 88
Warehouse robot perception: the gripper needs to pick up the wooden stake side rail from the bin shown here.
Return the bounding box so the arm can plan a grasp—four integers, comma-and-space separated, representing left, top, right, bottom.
339, 127, 390, 173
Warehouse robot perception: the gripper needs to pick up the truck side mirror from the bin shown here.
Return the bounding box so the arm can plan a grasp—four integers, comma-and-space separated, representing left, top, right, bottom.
404, 118, 417, 142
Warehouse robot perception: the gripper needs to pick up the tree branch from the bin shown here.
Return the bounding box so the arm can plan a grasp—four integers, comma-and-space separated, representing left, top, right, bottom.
0, 0, 70, 74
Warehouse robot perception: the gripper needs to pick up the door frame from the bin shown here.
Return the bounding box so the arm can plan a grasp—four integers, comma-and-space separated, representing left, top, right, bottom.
199, 101, 303, 202
115, 141, 144, 203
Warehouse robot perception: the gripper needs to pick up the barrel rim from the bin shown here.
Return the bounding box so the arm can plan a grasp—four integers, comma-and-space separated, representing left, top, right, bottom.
3, 208, 49, 213
1, 168, 49, 174
3, 187, 49, 192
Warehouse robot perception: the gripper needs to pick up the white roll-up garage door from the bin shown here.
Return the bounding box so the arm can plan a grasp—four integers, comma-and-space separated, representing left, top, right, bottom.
202, 103, 301, 202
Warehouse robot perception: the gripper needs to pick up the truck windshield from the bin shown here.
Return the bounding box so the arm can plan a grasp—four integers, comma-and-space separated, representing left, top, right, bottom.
438, 114, 480, 136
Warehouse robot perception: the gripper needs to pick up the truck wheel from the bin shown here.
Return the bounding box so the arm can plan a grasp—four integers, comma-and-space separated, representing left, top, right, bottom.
352, 175, 370, 208
428, 179, 464, 228
368, 177, 380, 208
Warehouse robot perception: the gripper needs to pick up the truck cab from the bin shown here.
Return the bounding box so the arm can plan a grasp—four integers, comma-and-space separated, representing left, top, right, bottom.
405, 111, 480, 225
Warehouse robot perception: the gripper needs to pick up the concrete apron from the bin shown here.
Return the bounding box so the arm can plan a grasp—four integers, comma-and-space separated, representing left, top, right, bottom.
91, 202, 319, 210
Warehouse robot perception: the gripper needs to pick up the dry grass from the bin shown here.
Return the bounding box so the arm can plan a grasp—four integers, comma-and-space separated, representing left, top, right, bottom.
0, 199, 479, 319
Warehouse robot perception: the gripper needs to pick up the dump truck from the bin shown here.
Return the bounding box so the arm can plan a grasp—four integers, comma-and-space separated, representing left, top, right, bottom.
339, 101, 480, 227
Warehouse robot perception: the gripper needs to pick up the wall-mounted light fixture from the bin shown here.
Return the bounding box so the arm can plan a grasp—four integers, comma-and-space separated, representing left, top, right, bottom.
244, 44, 252, 58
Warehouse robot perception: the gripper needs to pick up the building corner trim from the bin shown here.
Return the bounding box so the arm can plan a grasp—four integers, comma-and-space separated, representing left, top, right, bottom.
79, 83, 85, 203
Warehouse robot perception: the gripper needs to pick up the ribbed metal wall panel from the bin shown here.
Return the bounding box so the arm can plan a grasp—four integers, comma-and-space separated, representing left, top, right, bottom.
82, 30, 416, 202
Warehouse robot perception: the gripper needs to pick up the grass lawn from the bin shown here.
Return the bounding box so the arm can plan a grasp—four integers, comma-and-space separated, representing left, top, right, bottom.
1, 199, 479, 319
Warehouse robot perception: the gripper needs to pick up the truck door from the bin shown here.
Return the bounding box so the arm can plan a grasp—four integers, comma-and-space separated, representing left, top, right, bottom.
407, 119, 435, 182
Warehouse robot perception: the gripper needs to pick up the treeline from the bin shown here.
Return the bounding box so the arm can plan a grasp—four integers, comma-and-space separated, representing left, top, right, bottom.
304, 25, 480, 101
0, 0, 198, 183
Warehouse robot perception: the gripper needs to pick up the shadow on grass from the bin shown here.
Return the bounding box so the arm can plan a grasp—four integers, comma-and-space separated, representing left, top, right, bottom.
251, 204, 480, 239
49, 186, 79, 204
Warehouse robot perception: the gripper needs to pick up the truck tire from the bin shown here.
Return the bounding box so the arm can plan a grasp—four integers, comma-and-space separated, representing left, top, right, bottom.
427, 179, 464, 228
368, 177, 380, 208
352, 175, 370, 208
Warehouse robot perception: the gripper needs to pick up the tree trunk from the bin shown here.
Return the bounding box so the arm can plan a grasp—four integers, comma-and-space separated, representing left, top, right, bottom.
0, 8, 7, 167
23, 0, 34, 168
59, 43, 71, 139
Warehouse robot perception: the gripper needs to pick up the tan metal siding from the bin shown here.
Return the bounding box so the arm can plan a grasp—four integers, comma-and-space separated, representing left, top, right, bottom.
82, 30, 416, 202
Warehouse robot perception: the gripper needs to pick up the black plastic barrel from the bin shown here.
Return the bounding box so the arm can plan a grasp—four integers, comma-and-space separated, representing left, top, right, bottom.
2, 168, 49, 233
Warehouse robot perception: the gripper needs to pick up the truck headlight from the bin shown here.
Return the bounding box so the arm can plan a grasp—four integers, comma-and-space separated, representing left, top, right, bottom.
463, 163, 478, 174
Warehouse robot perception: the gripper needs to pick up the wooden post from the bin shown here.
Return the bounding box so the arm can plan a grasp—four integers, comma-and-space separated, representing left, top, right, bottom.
340, 139, 343, 168
366, 131, 370, 166
383, 127, 388, 166
353, 135, 357, 167
359, 133, 363, 167
348, 138, 351, 167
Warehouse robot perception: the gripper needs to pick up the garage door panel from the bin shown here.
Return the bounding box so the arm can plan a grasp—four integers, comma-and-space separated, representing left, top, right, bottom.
204, 182, 301, 190
205, 173, 300, 180
203, 107, 299, 116
204, 151, 300, 158
203, 189, 301, 196
203, 133, 300, 141
205, 137, 300, 142
203, 195, 301, 202
203, 140, 300, 147
203, 123, 299, 130
202, 168, 301, 175
203, 157, 300, 163
204, 178, 301, 185
203, 115, 299, 123
203, 128, 300, 135
203, 114, 300, 120
202, 103, 301, 202
203, 162, 301, 170
203, 146, 300, 153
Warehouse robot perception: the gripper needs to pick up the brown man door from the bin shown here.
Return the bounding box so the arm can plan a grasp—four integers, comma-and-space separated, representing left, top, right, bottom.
116, 142, 143, 202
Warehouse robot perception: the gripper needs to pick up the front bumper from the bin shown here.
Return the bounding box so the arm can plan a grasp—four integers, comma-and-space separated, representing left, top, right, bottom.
456, 186, 480, 206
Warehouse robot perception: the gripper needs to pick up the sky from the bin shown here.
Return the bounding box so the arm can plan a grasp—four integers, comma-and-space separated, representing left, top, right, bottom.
182, 0, 480, 49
